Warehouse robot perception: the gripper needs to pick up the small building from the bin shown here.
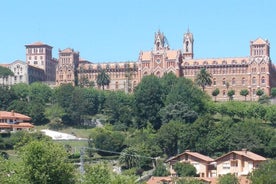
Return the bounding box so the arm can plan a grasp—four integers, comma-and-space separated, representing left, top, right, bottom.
166, 150, 215, 178
0, 111, 34, 133
215, 149, 266, 177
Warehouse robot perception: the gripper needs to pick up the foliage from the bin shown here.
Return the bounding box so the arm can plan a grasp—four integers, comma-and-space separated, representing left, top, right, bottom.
93, 129, 125, 156
153, 160, 170, 176
195, 68, 212, 91
20, 140, 75, 184
165, 77, 209, 114
249, 159, 276, 184
159, 102, 198, 124
173, 162, 197, 177
271, 87, 276, 97
212, 88, 220, 101
156, 121, 185, 157
82, 162, 136, 184
119, 146, 141, 169
0, 66, 14, 78
96, 69, 111, 90
240, 89, 249, 101
133, 75, 164, 129
218, 173, 239, 184
256, 89, 264, 97
227, 89, 235, 100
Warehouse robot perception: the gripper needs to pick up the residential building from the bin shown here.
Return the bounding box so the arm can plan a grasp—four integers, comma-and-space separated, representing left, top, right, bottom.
166, 150, 215, 178
215, 149, 266, 177
0, 110, 34, 132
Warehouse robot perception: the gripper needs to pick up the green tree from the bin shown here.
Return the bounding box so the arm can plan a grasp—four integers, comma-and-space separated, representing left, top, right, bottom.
173, 162, 197, 177
165, 77, 209, 114
256, 89, 264, 98
82, 163, 111, 184
227, 89, 235, 101
119, 146, 140, 169
271, 87, 276, 97
218, 173, 239, 184
0, 66, 14, 86
133, 75, 164, 129
249, 160, 276, 184
159, 102, 198, 124
212, 88, 220, 102
240, 89, 249, 101
195, 68, 212, 92
156, 121, 184, 156
96, 69, 110, 90
11, 83, 30, 101
29, 82, 53, 104
20, 140, 75, 184
153, 160, 170, 176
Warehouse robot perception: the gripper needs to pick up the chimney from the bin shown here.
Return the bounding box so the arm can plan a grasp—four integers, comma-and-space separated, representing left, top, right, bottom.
11, 110, 14, 116
242, 148, 247, 154
185, 150, 191, 152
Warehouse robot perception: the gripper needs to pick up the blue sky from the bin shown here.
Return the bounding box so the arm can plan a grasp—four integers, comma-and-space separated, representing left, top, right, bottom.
0, 0, 275, 63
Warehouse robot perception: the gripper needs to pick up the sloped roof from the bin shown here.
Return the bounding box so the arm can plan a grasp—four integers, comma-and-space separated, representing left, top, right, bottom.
252, 38, 267, 45
215, 150, 266, 162
146, 176, 172, 184
13, 123, 34, 128
166, 50, 178, 60
0, 111, 31, 121
140, 51, 152, 61
166, 151, 214, 163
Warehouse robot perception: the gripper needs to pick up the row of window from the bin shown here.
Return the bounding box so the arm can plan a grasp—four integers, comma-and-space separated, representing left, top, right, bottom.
184, 60, 247, 66
213, 76, 266, 86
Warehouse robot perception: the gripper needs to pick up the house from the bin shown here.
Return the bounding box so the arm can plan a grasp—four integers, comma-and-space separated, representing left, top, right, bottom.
166, 150, 215, 178
0, 110, 34, 133
215, 149, 266, 177
146, 176, 173, 184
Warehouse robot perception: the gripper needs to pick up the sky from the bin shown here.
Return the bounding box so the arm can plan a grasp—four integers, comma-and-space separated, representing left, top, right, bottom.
0, 0, 276, 64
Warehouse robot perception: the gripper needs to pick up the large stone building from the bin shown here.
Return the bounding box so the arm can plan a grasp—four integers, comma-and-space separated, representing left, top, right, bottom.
25, 42, 58, 82
56, 30, 276, 101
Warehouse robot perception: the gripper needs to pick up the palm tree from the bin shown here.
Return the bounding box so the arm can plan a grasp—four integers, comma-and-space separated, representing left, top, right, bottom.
195, 68, 212, 92
240, 89, 249, 101
96, 69, 110, 90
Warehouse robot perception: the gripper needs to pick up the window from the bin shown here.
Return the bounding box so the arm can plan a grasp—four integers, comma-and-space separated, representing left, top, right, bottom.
34, 61, 38, 64
115, 82, 118, 89
213, 78, 216, 86
252, 77, 256, 85
223, 78, 226, 85
261, 76, 265, 84
222, 162, 230, 169
232, 78, 236, 85
223, 90, 226, 96
242, 78, 246, 85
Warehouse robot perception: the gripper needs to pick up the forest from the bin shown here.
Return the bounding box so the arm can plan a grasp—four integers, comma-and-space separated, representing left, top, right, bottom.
0, 72, 276, 183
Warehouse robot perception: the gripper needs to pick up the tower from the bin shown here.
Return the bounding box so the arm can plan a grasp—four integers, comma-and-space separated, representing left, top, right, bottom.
183, 29, 194, 59
25, 42, 57, 82
154, 30, 169, 51
250, 38, 270, 57
56, 48, 79, 86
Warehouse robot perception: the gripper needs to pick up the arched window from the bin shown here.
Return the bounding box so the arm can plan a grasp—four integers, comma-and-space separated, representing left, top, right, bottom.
213, 78, 216, 86
144, 72, 148, 76
252, 77, 256, 85
232, 78, 236, 85
242, 78, 246, 85
115, 81, 119, 89
222, 60, 227, 65
223, 78, 226, 85
156, 71, 161, 78
261, 76, 265, 84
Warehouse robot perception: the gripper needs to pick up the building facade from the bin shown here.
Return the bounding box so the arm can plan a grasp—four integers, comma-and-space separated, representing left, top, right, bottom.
0, 60, 44, 85
25, 42, 58, 82
55, 30, 276, 101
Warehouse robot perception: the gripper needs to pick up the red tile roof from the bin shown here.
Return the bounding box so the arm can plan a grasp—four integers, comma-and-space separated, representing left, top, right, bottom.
0, 111, 31, 121
166, 150, 214, 163
215, 150, 266, 162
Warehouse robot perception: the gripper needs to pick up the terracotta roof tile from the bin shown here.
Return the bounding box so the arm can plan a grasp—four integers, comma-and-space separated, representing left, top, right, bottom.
146, 176, 172, 184
141, 51, 152, 61
166, 151, 214, 162
166, 50, 178, 60
252, 38, 267, 45
0, 111, 31, 121
215, 150, 266, 161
